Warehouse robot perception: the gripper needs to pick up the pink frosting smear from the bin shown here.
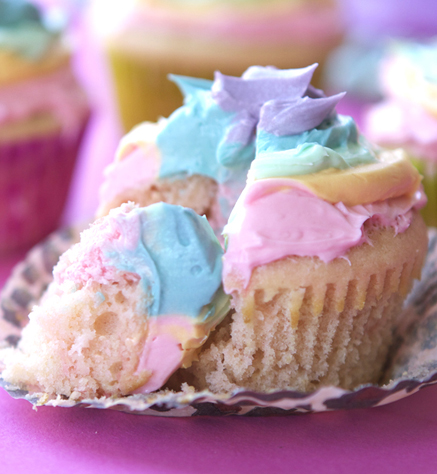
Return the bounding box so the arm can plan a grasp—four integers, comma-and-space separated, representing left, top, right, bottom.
99, 144, 160, 205
133, 315, 199, 394
223, 179, 426, 289
53, 204, 140, 288
0, 67, 89, 136
365, 100, 437, 162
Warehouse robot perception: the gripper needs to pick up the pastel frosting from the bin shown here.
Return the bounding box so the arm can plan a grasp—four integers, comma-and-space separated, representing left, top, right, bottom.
0, 2, 87, 131
0, 0, 62, 60
156, 74, 255, 184
100, 64, 347, 227
54, 202, 230, 392
254, 114, 378, 179
223, 99, 425, 289
223, 178, 425, 289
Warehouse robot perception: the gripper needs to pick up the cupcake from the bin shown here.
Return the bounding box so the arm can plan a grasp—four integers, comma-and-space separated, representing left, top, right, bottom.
0, 202, 229, 400
97, 64, 343, 235
0, 63, 430, 404
182, 98, 428, 393
0, 0, 89, 255
89, 0, 344, 131
364, 40, 437, 227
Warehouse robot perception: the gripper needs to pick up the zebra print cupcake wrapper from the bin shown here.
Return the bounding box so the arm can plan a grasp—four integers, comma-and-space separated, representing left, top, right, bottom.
1, 228, 437, 417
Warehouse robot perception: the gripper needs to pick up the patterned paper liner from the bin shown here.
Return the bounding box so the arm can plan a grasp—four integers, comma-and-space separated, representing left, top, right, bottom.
1, 228, 437, 416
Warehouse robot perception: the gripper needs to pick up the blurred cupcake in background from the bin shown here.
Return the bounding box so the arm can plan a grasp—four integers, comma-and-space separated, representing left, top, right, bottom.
364, 40, 437, 226
90, 0, 344, 131
0, 0, 90, 255
323, 0, 437, 104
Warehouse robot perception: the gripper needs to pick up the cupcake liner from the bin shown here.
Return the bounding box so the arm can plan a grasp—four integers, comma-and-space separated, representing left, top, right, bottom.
0, 121, 88, 255
1, 228, 437, 416
190, 220, 426, 394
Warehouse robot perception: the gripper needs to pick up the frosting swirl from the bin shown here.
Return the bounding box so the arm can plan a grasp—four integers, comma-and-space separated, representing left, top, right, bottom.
253, 114, 379, 179
56, 202, 228, 321
100, 64, 346, 229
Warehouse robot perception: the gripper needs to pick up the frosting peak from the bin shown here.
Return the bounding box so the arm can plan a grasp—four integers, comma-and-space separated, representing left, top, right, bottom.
212, 64, 318, 114
258, 92, 345, 136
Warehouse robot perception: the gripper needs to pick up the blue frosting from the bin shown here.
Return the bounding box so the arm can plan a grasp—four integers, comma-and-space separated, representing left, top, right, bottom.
156, 70, 363, 187
0, 0, 62, 59
255, 114, 378, 173
104, 203, 226, 319
0, 0, 40, 25
156, 75, 255, 184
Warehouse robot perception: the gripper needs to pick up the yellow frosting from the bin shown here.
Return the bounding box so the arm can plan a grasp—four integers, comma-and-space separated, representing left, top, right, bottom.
270, 149, 422, 206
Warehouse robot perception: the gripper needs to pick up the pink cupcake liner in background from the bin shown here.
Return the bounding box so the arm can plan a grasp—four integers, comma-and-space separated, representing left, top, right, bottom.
0, 121, 88, 255
1, 228, 437, 416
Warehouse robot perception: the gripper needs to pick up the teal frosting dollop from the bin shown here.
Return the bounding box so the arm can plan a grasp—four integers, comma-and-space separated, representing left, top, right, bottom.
156, 75, 255, 184
104, 203, 229, 321
0, 0, 62, 60
254, 114, 378, 178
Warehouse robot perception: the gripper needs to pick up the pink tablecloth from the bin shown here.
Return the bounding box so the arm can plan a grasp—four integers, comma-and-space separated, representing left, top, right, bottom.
1, 382, 437, 474
1, 5, 437, 473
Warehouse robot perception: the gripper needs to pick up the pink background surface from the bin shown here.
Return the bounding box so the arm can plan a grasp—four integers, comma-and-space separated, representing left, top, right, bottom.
1, 383, 437, 474
2, 2, 437, 472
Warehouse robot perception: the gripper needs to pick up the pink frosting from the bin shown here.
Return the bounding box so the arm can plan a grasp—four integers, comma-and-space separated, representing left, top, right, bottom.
99, 144, 160, 206
133, 315, 201, 393
0, 67, 89, 137
365, 100, 437, 162
223, 179, 426, 289
124, 3, 343, 44
54, 203, 140, 288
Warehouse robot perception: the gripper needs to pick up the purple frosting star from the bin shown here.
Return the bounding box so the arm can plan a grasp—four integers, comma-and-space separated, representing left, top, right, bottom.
210, 64, 345, 141
212, 64, 317, 117
259, 92, 346, 136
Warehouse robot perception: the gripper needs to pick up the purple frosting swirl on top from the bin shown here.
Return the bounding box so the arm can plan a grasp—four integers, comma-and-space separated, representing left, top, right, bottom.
212, 64, 317, 116
211, 64, 345, 140
259, 92, 346, 136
